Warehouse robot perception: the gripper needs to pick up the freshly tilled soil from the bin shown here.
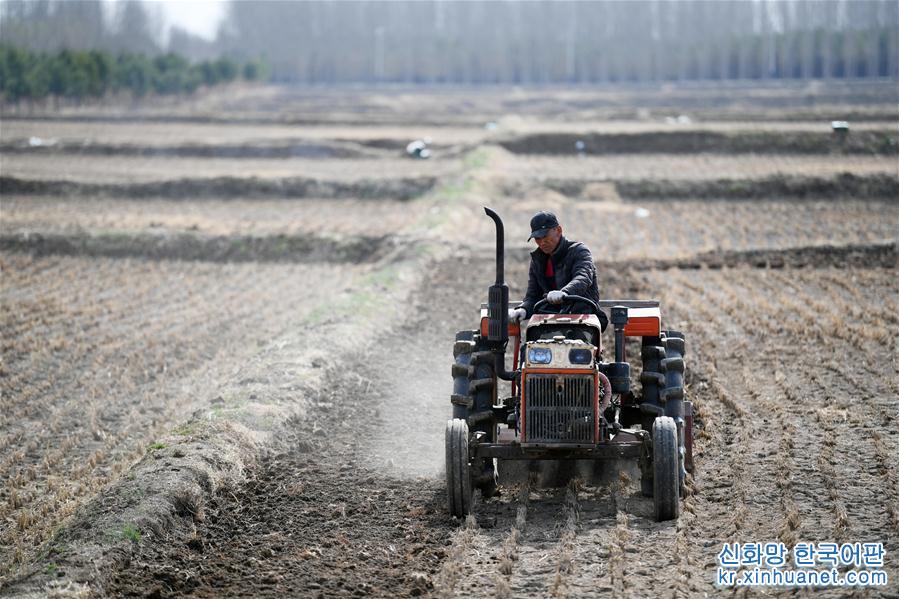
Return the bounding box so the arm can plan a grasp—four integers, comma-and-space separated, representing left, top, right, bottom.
3, 86, 898, 598
0, 231, 395, 264
98, 252, 494, 598
103, 396, 454, 598
0, 175, 437, 201
496, 130, 899, 155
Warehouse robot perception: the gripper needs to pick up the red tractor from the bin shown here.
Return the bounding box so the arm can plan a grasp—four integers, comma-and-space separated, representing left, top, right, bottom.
447, 208, 693, 521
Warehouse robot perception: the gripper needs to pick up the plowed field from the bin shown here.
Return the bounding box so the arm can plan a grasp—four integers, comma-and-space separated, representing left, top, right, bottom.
1, 82, 896, 597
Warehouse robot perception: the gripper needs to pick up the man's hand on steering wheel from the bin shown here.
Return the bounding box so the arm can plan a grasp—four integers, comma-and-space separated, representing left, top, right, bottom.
547, 290, 566, 304
533, 293, 599, 315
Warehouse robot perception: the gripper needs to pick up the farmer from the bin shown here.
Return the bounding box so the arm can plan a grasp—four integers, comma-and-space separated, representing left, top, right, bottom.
508, 211, 606, 329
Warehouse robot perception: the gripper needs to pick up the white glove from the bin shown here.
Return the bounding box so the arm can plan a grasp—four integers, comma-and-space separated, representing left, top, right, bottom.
547, 290, 567, 304
508, 307, 527, 321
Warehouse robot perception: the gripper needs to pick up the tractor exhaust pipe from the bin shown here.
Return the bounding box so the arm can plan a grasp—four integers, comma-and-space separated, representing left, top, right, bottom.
484, 207, 516, 382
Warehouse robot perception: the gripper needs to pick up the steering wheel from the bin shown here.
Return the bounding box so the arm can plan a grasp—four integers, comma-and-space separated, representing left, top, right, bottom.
533, 294, 600, 315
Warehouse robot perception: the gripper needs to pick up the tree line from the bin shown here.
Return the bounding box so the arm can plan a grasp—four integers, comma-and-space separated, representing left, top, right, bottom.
0, 46, 270, 104
216, 0, 897, 84
1, 0, 897, 86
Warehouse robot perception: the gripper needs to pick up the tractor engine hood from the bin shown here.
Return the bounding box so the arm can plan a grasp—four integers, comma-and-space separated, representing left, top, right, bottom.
526, 313, 604, 329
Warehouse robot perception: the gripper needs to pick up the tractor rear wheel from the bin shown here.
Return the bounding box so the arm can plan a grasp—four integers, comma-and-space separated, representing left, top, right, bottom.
640, 336, 665, 407
639, 337, 665, 497
451, 330, 478, 420
652, 416, 680, 521
451, 330, 497, 498
446, 418, 473, 518
661, 332, 687, 496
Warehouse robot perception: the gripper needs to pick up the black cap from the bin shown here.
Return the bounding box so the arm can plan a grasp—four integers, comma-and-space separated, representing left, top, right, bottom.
528, 211, 560, 240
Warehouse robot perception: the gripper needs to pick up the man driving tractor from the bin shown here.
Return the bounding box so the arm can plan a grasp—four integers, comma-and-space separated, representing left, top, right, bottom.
447, 207, 688, 521
509, 211, 607, 329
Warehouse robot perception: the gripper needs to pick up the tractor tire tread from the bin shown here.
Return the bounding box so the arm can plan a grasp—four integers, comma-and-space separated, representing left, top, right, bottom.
653, 416, 680, 521
664, 337, 686, 357
451, 363, 473, 378
641, 346, 666, 360
662, 386, 685, 402
446, 419, 472, 518
469, 377, 495, 392
661, 357, 685, 374
641, 372, 666, 387
453, 340, 475, 358
470, 351, 494, 366
445, 420, 457, 516
451, 394, 473, 408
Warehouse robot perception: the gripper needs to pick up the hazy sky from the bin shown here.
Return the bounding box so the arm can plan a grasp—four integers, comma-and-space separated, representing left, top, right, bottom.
147, 0, 227, 41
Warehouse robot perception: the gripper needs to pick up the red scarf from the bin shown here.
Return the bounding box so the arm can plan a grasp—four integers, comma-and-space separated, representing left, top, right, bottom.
545, 258, 556, 290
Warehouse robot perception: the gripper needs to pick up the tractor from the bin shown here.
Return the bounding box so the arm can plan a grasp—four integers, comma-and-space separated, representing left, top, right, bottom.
447, 208, 693, 522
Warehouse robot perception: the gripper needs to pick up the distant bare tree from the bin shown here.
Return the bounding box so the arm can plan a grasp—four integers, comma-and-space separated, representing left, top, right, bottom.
3, 0, 895, 85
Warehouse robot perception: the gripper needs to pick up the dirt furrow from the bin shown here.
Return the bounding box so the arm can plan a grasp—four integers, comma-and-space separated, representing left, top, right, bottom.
705, 274, 818, 549
871, 431, 899, 535
559, 484, 617, 597
654, 268, 808, 579
667, 264, 896, 593
504, 489, 570, 598
660, 269, 753, 539
0, 231, 394, 265
547, 480, 580, 598
433, 512, 481, 598
493, 482, 530, 598
608, 492, 629, 599
681, 270, 824, 546
0, 173, 440, 201
765, 269, 890, 350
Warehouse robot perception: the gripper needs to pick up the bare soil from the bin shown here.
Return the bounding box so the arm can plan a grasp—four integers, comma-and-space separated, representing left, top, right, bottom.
94, 250, 899, 599
0, 174, 438, 201
0, 196, 428, 238
0, 154, 455, 185
4, 79, 897, 123
2, 84, 897, 597
487, 149, 899, 181
0, 253, 368, 574
497, 129, 898, 155
0, 230, 395, 264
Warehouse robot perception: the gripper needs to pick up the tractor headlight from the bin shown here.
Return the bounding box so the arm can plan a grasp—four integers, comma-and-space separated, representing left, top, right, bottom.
528, 348, 553, 364
568, 349, 593, 365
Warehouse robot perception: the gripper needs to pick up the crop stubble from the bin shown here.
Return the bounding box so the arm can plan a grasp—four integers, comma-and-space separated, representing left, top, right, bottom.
0, 253, 365, 576
0, 154, 462, 185
2, 92, 898, 596
1, 196, 426, 239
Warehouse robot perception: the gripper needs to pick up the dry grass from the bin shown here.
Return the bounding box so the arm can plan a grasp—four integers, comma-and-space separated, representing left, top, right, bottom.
548, 478, 581, 598
432, 507, 480, 598
0, 252, 362, 575
1, 196, 427, 239
643, 264, 896, 556
0, 154, 462, 184
0, 120, 487, 147
490, 150, 898, 182
3, 96, 897, 594
474, 192, 898, 263
871, 431, 899, 535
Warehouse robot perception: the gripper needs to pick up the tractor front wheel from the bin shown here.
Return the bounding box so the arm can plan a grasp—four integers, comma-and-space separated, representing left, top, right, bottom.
652, 416, 680, 521
446, 418, 473, 518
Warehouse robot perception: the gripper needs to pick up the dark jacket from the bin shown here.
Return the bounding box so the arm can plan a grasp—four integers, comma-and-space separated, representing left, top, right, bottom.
519, 236, 602, 322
